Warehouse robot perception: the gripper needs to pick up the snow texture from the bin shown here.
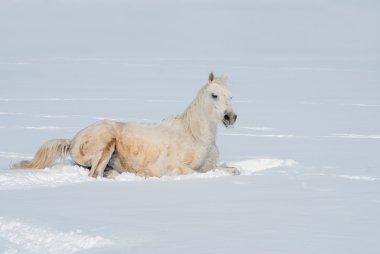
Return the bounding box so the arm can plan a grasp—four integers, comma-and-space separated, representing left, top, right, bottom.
0, 159, 296, 190
0, 218, 112, 254
1, 0, 380, 253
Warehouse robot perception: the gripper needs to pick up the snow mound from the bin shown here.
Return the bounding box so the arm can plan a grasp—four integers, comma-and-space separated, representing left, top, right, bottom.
112, 159, 296, 182
0, 165, 94, 190
0, 159, 297, 189
0, 217, 112, 254
225, 159, 297, 174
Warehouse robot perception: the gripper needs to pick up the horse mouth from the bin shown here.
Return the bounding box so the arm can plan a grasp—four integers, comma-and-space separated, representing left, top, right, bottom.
223, 113, 237, 127
223, 119, 231, 127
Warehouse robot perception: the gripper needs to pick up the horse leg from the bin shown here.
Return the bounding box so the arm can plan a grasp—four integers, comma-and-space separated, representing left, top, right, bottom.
219, 166, 240, 175
88, 140, 116, 178
103, 153, 123, 179
170, 166, 197, 176
103, 168, 121, 179
69, 120, 119, 178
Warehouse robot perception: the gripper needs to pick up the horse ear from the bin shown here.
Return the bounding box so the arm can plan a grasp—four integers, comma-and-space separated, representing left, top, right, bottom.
208, 72, 214, 84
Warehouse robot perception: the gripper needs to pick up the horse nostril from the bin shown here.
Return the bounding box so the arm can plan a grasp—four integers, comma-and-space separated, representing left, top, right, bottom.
224, 114, 230, 121
233, 114, 237, 121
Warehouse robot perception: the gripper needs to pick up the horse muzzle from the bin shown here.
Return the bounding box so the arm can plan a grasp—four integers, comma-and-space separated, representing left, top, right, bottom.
223, 112, 237, 127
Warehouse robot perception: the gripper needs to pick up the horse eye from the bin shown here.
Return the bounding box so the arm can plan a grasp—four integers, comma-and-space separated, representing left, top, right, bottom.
211, 93, 218, 99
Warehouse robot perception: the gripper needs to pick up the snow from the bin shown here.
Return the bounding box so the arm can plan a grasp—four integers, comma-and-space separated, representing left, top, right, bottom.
334, 175, 378, 181
327, 134, 380, 139
1, 0, 380, 253
0, 159, 296, 190
0, 217, 112, 254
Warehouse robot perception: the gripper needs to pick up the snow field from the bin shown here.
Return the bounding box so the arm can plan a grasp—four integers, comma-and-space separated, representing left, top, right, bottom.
0, 0, 380, 253
0, 217, 112, 254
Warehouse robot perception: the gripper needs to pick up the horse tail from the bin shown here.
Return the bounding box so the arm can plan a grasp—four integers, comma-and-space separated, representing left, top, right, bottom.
12, 139, 71, 169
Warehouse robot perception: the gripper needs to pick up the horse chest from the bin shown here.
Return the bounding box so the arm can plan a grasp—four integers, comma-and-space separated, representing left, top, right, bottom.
178, 143, 214, 170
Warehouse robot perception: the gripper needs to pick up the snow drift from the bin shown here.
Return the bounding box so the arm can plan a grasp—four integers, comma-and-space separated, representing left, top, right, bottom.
0, 159, 296, 190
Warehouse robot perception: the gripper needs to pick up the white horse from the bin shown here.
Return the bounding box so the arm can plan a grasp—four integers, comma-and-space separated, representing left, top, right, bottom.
13, 73, 238, 178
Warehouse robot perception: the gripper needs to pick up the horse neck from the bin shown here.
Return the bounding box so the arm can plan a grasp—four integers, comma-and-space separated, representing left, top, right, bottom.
180, 93, 217, 143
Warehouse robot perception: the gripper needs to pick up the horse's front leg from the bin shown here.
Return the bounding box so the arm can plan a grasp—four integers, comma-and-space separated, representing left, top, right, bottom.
218, 166, 240, 176
170, 166, 197, 176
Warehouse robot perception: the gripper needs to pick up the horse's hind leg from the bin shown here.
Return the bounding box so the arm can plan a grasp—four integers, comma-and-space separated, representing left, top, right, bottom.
103, 153, 123, 179
103, 168, 121, 179
89, 139, 116, 178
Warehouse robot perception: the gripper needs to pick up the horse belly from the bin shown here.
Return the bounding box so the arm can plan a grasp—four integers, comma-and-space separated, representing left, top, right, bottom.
115, 138, 164, 177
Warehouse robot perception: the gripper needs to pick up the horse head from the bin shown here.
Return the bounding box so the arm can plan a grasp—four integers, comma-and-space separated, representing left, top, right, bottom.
204, 72, 237, 127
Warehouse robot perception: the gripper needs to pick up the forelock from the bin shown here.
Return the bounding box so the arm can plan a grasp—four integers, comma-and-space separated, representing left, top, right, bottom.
200, 74, 231, 96
213, 75, 229, 88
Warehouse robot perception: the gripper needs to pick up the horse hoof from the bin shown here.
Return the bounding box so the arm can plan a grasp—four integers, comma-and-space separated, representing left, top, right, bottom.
224, 167, 240, 176
104, 169, 121, 179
